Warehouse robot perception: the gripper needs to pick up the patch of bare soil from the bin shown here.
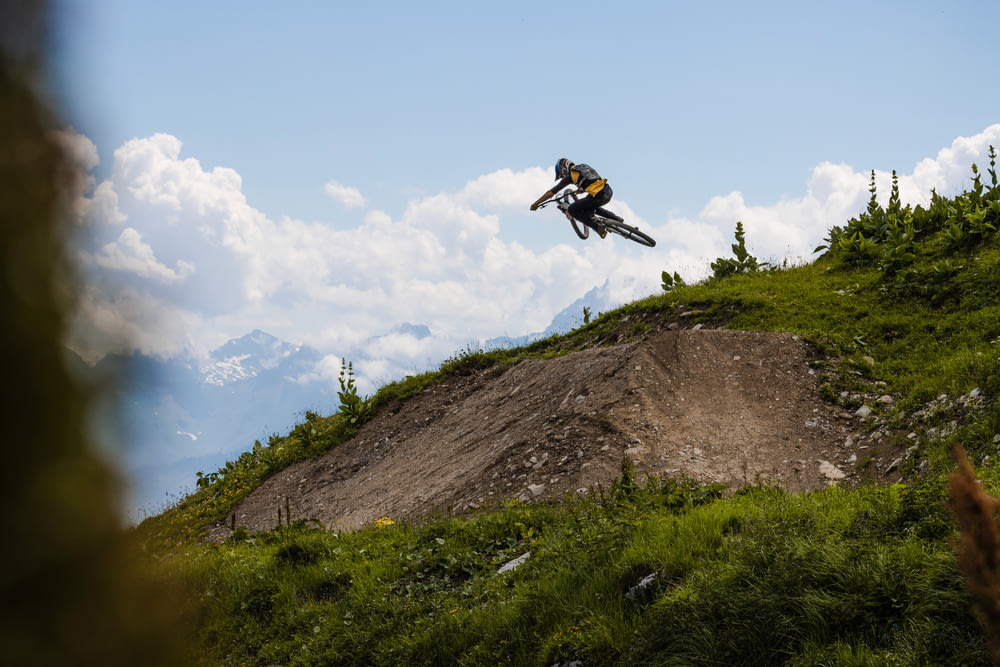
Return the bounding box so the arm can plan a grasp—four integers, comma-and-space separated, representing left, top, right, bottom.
208, 329, 902, 539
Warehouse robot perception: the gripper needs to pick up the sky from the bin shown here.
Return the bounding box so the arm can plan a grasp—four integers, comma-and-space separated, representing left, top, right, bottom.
47, 1, 1000, 503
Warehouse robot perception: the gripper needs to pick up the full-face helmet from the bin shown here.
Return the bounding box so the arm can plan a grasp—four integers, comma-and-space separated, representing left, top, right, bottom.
554, 158, 572, 181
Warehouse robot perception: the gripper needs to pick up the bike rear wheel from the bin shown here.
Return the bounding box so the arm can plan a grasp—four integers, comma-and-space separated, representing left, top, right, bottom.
604, 220, 656, 247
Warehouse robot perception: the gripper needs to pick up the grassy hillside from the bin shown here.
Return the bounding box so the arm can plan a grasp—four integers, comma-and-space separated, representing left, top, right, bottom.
139, 153, 1000, 665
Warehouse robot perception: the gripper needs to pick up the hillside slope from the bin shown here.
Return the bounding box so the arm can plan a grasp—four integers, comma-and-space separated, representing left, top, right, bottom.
209, 328, 903, 538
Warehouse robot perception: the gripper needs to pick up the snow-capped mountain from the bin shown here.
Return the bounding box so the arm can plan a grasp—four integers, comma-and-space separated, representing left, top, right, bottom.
96, 330, 334, 519
200, 329, 312, 386
485, 281, 622, 350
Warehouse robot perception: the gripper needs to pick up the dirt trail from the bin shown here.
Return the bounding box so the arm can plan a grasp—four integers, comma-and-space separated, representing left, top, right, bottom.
209, 329, 896, 539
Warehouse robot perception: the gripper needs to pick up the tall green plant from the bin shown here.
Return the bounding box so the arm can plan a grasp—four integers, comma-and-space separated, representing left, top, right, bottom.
338, 358, 373, 425
988, 145, 998, 189
887, 170, 902, 220
711, 221, 766, 278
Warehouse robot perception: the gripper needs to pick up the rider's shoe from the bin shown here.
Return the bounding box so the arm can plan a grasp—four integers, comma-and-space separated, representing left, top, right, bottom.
596, 207, 624, 222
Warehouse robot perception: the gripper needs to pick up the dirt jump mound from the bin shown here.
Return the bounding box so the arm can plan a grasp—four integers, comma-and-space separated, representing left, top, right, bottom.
210, 329, 880, 538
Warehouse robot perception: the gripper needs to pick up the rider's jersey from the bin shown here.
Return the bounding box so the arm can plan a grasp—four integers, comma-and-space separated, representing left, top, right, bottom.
554, 163, 608, 197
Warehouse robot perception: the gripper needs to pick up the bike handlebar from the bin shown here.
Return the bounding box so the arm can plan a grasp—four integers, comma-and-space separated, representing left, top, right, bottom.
536, 188, 582, 209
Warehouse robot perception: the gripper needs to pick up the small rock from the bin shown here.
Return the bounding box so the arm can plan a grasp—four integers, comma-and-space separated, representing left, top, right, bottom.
625, 572, 659, 604
819, 460, 846, 481
854, 405, 872, 419
497, 552, 531, 574
527, 483, 546, 497
885, 457, 903, 473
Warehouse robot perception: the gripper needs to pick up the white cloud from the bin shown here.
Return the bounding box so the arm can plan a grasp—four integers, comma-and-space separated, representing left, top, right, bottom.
324, 180, 366, 208
68, 284, 203, 362
82, 227, 196, 282
457, 166, 550, 209
664, 124, 1000, 270
53, 128, 100, 174
68, 140, 624, 363
908, 124, 1000, 200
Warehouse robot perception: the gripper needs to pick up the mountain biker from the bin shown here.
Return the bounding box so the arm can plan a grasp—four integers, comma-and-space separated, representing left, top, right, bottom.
530, 158, 622, 238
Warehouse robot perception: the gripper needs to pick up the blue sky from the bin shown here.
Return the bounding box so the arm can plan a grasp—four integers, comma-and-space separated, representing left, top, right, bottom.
50, 1, 999, 507
56, 0, 998, 225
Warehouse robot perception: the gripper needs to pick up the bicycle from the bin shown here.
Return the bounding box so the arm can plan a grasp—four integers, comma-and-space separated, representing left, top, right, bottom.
536, 188, 656, 247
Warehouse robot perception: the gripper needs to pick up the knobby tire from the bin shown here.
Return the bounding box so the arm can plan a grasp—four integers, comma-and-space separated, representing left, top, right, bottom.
605, 220, 656, 247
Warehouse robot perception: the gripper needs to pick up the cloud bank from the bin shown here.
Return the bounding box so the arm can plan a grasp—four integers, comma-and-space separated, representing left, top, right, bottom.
64, 125, 1000, 390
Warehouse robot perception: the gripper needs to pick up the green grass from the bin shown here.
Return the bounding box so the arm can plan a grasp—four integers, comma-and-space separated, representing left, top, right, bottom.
138, 161, 1000, 665
163, 476, 992, 666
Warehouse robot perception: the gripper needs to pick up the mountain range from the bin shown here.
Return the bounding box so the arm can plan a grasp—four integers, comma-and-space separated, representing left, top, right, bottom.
83, 283, 621, 519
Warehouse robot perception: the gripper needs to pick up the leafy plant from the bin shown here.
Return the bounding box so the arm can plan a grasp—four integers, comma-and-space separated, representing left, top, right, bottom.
837, 230, 880, 266
661, 270, 686, 292
878, 221, 917, 275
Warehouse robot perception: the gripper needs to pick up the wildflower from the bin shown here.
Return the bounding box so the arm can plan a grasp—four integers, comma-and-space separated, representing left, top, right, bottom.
373, 516, 394, 528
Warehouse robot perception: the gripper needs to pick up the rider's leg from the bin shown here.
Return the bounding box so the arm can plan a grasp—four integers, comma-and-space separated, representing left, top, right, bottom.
569, 187, 613, 235
595, 206, 623, 222
568, 197, 601, 231
591, 185, 621, 221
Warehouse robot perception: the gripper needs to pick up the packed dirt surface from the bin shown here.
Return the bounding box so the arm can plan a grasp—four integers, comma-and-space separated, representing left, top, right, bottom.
209, 329, 903, 539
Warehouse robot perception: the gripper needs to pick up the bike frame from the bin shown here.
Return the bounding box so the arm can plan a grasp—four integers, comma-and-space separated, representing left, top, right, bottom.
536, 189, 656, 247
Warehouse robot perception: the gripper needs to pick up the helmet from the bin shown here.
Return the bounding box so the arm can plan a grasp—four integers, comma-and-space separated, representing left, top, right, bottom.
554, 158, 572, 181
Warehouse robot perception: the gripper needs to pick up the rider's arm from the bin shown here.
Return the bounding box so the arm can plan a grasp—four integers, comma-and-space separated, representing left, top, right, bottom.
530, 190, 553, 210
530, 175, 574, 210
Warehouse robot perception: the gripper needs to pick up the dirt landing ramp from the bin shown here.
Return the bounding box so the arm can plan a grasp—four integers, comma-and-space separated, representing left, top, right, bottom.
210, 330, 861, 538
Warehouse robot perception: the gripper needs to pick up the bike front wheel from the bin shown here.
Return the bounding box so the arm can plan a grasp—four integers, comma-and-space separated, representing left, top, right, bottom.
569, 218, 590, 240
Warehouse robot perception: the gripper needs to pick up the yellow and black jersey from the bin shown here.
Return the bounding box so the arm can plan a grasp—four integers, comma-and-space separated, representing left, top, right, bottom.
553, 162, 608, 197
